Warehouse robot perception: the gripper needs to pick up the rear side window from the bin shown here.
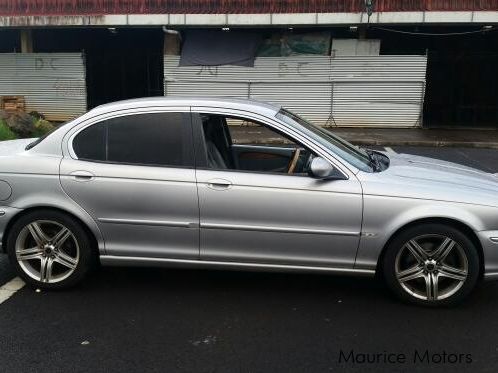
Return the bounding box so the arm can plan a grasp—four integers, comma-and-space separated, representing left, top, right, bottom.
72, 112, 193, 167
72, 122, 106, 161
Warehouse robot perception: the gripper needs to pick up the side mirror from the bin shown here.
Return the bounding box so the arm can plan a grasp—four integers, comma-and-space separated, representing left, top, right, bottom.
309, 157, 339, 179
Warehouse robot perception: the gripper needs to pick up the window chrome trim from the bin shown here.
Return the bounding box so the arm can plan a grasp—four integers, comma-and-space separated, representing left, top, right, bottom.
65, 104, 357, 180
65, 106, 191, 160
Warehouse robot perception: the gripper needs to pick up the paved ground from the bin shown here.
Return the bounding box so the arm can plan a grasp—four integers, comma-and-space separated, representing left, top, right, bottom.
0, 146, 497, 373
332, 128, 498, 149
231, 126, 498, 149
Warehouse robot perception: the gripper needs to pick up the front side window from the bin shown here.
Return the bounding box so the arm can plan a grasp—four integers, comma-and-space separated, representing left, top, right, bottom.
196, 113, 316, 176
72, 112, 192, 167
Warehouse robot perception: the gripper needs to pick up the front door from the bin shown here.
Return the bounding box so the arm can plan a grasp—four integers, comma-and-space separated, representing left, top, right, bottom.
192, 111, 363, 268
60, 111, 199, 259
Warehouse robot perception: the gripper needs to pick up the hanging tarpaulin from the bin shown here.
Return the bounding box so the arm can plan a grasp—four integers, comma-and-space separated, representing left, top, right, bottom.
180, 30, 262, 67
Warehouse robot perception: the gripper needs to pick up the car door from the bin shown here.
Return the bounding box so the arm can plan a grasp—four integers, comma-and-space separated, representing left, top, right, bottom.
192, 109, 363, 268
60, 110, 200, 259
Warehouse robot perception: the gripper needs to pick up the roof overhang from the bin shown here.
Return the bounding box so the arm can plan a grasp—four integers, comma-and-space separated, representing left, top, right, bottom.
1, 11, 498, 28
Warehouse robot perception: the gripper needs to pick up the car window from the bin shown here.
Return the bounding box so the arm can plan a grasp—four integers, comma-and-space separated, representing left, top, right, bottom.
226, 117, 293, 147
72, 122, 106, 161
197, 113, 316, 175
72, 112, 192, 167
276, 109, 373, 172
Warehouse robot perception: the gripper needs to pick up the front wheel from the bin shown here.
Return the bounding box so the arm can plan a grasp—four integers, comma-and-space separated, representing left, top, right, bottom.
382, 224, 480, 307
7, 210, 96, 289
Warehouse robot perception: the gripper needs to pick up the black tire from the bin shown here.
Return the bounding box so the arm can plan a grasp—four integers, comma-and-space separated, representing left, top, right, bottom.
6, 210, 96, 290
382, 223, 480, 307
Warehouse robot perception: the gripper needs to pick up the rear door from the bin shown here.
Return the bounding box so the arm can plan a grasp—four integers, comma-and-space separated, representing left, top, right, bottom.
60, 110, 200, 259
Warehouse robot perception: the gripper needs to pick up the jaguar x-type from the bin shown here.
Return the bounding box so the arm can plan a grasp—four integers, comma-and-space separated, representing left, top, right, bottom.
0, 98, 497, 306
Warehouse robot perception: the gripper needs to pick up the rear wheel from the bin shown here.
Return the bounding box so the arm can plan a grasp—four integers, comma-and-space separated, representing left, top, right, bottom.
7, 210, 96, 289
383, 224, 480, 307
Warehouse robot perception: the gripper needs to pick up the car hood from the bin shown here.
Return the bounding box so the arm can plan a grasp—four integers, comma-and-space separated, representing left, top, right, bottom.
359, 152, 498, 208
0, 138, 36, 155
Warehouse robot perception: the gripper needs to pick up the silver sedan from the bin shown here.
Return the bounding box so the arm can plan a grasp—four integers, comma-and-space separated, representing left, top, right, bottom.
0, 98, 497, 306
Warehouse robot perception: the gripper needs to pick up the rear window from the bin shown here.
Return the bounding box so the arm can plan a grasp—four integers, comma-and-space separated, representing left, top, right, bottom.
107, 113, 186, 166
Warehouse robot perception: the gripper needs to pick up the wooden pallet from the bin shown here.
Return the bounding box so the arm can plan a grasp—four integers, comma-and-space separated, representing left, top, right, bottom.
0, 96, 25, 113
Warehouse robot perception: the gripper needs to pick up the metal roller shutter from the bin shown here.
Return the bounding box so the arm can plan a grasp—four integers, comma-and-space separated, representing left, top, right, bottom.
164, 55, 427, 127
0, 53, 87, 122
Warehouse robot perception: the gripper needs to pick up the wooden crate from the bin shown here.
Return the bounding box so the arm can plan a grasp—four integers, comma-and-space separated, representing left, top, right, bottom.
0, 96, 25, 113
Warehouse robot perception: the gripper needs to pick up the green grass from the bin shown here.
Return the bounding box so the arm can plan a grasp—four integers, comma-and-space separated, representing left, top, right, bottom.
33, 119, 54, 138
32, 126, 47, 138
0, 120, 17, 141
0, 117, 54, 141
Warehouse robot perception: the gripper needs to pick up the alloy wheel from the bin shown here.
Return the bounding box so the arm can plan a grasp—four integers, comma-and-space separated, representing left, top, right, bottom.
395, 234, 468, 301
15, 220, 80, 284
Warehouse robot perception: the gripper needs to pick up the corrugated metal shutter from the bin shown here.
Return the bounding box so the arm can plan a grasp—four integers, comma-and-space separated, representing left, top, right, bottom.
166, 81, 248, 98
250, 83, 332, 125
332, 82, 425, 127
164, 55, 427, 127
0, 53, 86, 121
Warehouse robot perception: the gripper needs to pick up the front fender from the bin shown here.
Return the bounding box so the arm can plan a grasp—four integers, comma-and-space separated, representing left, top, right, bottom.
354, 195, 498, 271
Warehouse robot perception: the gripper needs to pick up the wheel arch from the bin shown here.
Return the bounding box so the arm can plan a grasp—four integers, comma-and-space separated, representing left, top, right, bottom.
375, 217, 484, 278
1, 206, 101, 259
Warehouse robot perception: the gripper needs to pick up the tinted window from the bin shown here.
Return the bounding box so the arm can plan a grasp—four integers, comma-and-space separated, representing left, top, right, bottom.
107, 113, 187, 166
73, 112, 192, 167
72, 122, 106, 161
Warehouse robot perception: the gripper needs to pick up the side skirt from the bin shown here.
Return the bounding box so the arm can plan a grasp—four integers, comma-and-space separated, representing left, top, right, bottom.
100, 255, 376, 276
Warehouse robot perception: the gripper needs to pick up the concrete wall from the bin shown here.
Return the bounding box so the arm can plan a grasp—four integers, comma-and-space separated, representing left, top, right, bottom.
0, 11, 498, 28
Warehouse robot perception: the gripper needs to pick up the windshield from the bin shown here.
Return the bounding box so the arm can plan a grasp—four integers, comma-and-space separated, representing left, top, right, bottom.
276, 109, 373, 172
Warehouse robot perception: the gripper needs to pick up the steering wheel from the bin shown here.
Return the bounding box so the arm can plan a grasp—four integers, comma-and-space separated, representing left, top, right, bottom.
287, 148, 302, 174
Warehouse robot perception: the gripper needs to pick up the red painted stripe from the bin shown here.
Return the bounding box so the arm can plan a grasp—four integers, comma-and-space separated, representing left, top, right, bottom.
0, 0, 497, 16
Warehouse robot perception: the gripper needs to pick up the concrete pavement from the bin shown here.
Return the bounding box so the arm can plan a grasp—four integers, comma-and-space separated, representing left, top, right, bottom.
331, 127, 498, 149
230, 126, 498, 149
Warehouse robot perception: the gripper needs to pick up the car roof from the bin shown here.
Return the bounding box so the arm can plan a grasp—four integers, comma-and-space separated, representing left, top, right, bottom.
91, 97, 282, 117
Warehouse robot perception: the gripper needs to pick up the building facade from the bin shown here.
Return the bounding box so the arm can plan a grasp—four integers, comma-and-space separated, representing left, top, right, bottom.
0, 0, 497, 128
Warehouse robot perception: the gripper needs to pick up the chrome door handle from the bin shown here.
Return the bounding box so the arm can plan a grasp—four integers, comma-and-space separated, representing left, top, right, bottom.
206, 178, 232, 190
70, 170, 95, 182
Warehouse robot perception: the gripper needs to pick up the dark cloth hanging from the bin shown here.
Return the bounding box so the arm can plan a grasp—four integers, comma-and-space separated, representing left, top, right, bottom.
179, 30, 262, 67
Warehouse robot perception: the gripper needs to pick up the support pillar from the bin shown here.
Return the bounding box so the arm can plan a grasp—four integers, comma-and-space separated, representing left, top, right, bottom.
20, 29, 33, 53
